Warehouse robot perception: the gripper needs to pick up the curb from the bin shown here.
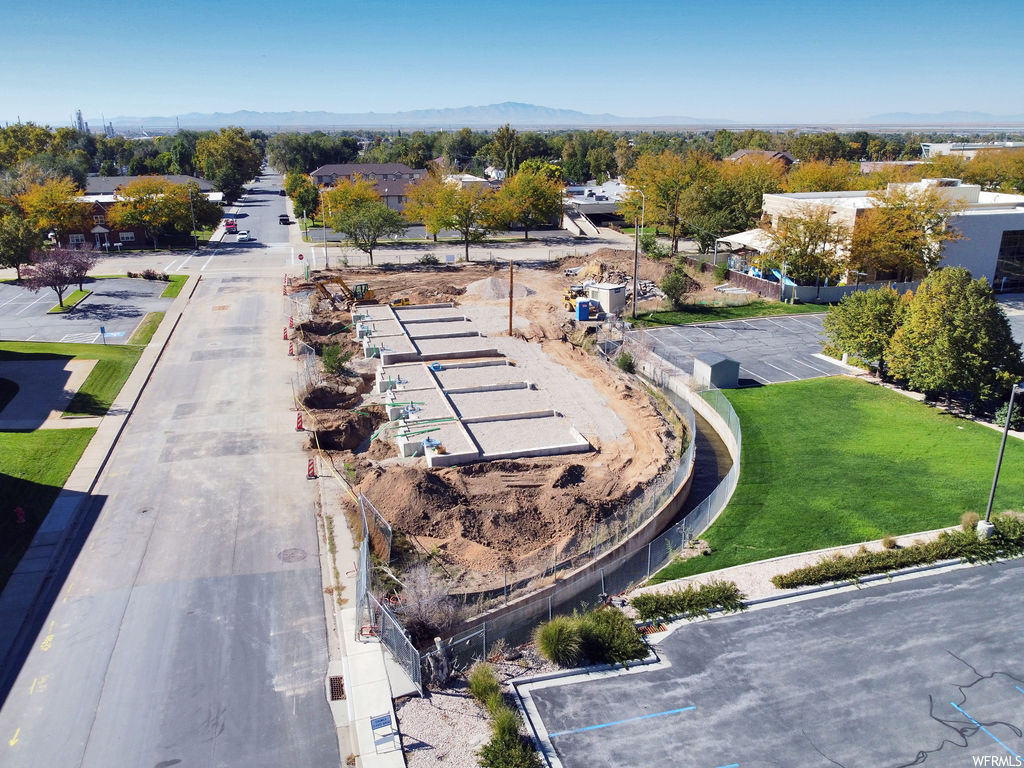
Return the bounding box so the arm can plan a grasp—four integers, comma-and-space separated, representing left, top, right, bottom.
0, 274, 201, 694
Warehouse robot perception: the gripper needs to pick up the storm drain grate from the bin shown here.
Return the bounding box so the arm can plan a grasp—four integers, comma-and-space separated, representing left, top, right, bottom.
329, 676, 346, 700
638, 622, 667, 635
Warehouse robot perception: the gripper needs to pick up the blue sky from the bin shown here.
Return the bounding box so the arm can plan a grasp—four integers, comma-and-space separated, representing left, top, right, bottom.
2, 0, 1022, 125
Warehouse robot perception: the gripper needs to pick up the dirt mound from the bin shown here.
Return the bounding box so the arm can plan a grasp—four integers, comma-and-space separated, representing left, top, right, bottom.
467, 276, 535, 300
357, 457, 631, 572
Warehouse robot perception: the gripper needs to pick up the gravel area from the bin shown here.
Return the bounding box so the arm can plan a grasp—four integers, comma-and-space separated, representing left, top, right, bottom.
397, 648, 555, 768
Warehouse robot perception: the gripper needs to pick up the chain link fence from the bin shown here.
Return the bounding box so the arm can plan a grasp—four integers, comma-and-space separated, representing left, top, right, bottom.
423, 369, 742, 676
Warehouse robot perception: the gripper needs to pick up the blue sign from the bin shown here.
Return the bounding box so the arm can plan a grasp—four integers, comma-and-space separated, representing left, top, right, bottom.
370, 714, 392, 731
100, 326, 105, 335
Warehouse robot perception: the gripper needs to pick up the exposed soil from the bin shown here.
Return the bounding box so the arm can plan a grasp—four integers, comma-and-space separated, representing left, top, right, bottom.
290, 259, 680, 582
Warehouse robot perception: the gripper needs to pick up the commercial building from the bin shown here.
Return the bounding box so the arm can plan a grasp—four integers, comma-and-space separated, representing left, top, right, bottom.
920, 142, 1024, 160
309, 163, 427, 211
754, 178, 1024, 291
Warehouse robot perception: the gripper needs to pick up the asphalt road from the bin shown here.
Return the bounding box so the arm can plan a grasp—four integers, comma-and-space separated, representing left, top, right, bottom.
0, 277, 172, 344
0, 247, 339, 763
644, 314, 852, 385
527, 559, 1024, 768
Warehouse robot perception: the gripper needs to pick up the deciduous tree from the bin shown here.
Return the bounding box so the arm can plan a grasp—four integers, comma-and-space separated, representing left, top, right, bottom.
758, 204, 850, 286
195, 127, 261, 201
850, 185, 964, 280
328, 201, 405, 266
23, 246, 94, 307
17, 178, 91, 244
404, 172, 454, 241
823, 286, 909, 378
496, 168, 563, 239
106, 177, 174, 249
0, 209, 42, 279
886, 268, 1024, 403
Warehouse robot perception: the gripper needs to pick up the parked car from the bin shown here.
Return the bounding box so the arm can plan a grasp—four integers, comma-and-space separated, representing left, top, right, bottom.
279, 189, 286, 196
279, 214, 290, 224
237, 231, 254, 242
225, 220, 238, 234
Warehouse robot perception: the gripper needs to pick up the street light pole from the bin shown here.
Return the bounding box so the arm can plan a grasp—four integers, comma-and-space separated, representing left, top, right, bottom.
188, 187, 198, 249
632, 189, 646, 320
981, 383, 1023, 537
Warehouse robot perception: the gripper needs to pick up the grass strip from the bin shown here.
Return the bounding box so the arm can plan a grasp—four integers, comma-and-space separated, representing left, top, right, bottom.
128, 312, 165, 346
634, 300, 827, 326
161, 274, 188, 298
46, 289, 91, 313
652, 377, 1024, 583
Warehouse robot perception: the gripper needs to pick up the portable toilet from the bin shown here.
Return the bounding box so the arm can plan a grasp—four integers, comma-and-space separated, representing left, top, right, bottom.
576, 299, 593, 321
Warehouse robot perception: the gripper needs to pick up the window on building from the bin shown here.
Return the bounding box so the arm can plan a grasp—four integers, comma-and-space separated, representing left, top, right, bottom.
119, 232, 136, 242
69, 234, 85, 245
995, 229, 1024, 292
93, 215, 106, 225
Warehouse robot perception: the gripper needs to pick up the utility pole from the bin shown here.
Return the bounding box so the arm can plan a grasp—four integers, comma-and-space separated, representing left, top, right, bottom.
632, 215, 639, 319
508, 258, 514, 336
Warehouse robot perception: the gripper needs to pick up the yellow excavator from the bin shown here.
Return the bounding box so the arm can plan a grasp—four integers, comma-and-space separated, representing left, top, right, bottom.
315, 277, 377, 309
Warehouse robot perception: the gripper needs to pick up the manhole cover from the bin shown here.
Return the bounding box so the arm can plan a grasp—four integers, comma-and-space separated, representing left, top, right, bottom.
212, 305, 229, 311
278, 548, 307, 562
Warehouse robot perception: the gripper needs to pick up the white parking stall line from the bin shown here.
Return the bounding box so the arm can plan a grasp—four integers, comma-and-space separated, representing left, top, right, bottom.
758, 359, 802, 381
290, 247, 295, 266
164, 257, 180, 272
178, 253, 195, 270
309, 249, 317, 269
60, 332, 102, 343
787, 315, 826, 330
738, 365, 770, 384
0, 293, 27, 310
787, 356, 834, 376
14, 294, 47, 315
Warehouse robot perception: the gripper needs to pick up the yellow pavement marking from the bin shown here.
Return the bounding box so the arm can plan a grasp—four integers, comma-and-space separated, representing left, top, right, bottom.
29, 676, 48, 694
61, 582, 73, 603
39, 621, 55, 652
8, 728, 20, 746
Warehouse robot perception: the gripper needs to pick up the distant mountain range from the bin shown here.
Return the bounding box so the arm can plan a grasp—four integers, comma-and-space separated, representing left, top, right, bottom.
106, 102, 730, 130
865, 110, 1024, 124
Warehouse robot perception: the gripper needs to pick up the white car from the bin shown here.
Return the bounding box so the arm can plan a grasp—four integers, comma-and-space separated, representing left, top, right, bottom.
237, 231, 254, 242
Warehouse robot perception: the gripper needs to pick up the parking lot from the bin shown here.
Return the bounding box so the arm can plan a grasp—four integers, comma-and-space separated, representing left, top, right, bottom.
520, 559, 1024, 768
643, 314, 852, 384
0, 277, 171, 343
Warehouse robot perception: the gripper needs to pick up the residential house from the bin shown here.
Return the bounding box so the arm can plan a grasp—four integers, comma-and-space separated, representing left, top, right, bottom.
725, 149, 796, 167
309, 163, 427, 211
68, 175, 223, 250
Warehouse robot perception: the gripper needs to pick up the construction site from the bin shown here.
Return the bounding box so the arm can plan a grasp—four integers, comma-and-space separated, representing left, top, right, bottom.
286, 249, 689, 626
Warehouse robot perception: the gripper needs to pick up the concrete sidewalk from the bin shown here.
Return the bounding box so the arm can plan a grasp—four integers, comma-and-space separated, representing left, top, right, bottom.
0, 274, 202, 690
315, 461, 407, 768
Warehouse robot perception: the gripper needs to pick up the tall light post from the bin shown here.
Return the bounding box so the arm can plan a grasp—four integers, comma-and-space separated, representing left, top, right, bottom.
188, 186, 198, 249
632, 188, 646, 319
980, 382, 1024, 538
319, 186, 330, 269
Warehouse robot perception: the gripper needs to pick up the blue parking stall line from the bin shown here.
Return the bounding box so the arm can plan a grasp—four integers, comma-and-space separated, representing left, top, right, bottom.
950, 702, 1022, 759
1016, 685, 1024, 695
713, 763, 740, 768
547, 705, 696, 738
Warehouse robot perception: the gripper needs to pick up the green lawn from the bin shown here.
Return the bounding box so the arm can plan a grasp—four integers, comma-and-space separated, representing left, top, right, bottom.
47, 289, 92, 313
635, 301, 827, 326
0, 341, 144, 417
0, 429, 97, 591
0, 330, 167, 591
161, 274, 188, 298
652, 377, 1024, 583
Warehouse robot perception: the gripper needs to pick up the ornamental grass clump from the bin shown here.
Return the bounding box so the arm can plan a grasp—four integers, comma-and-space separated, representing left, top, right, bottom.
770, 512, 1024, 589
630, 579, 745, 623
534, 607, 648, 668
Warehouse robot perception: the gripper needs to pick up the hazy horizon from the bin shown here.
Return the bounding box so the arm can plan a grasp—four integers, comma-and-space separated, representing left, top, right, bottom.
3, 0, 1022, 126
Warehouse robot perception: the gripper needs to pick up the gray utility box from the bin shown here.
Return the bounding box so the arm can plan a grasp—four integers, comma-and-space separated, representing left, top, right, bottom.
693, 352, 740, 389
